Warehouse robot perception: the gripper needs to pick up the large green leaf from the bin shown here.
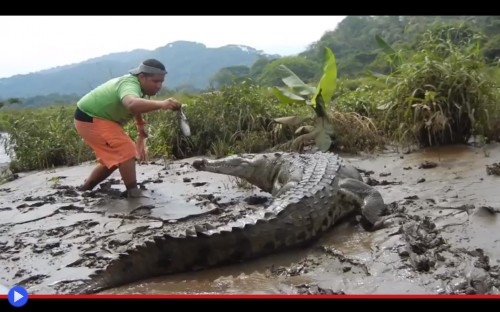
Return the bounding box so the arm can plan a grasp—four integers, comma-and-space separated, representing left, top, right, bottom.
315, 116, 334, 136
279, 65, 316, 96
312, 47, 337, 108
375, 35, 401, 67
271, 87, 305, 104
365, 70, 397, 84
365, 70, 386, 79
314, 130, 332, 152
375, 35, 396, 55
314, 117, 334, 152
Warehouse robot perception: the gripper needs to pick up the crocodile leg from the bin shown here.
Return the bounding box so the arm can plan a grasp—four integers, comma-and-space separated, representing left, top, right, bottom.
338, 178, 386, 227
273, 181, 298, 197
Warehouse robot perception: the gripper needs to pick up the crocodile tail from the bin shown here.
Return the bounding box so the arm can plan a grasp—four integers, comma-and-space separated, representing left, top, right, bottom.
73, 212, 302, 294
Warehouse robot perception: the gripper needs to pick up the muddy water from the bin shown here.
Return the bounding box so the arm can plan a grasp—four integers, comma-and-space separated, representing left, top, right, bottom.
103, 223, 370, 295
1, 144, 500, 295
348, 145, 500, 260
103, 246, 310, 294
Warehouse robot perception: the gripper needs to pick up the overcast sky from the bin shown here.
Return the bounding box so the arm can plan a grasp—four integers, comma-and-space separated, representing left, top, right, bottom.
0, 15, 346, 79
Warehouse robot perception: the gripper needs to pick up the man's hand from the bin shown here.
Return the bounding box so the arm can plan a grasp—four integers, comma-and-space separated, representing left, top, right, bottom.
162, 97, 181, 110
136, 136, 148, 162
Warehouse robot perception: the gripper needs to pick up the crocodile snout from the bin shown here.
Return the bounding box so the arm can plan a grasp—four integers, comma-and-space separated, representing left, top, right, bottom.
192, 159, 207, 170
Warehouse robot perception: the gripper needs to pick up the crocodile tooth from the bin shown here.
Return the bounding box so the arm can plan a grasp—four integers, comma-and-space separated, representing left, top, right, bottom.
165, 232, 180, 238
196, 231, 212, 238
194, 224, 206, 232
205, 229, 218, 235
218, 225, 233, 233
204, 223, 216, 230
91, 269, 104, 275
264, 211, 276, 219
255, 219, 267, 225
185, 228, 197, 237
240, 217, 257, 225
230, 221, 245, 229
135, 244, 149, 252
251, 211, 265, 219
272, 205, 287, 214
118, 252, 129, 259
153, 235, 164, 244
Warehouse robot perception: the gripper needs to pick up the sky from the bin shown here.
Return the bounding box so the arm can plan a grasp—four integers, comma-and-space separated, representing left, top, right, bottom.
0, 15, 346, 79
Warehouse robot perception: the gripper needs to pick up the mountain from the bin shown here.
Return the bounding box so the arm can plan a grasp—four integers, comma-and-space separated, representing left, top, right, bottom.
300, 16, 500, 78
0, 41, 275, 100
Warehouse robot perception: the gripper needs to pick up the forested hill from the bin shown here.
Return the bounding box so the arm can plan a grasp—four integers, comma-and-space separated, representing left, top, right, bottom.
0, 41, 274, 102
299, 16, 500, 77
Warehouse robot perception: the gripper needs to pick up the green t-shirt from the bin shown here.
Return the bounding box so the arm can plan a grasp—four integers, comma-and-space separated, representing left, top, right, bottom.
77, 74, 145, 125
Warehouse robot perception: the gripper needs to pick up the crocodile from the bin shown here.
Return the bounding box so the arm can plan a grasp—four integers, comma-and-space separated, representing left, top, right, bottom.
73, 152, 387, 294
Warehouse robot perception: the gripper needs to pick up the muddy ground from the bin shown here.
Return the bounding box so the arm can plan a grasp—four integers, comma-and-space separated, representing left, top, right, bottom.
1, 143, 500, 295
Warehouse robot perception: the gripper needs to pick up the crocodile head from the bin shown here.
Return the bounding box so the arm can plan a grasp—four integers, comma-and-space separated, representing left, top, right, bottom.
192, 153, 284, 193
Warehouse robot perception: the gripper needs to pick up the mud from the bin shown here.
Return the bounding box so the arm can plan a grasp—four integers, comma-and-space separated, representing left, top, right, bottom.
1, 143, 500, 295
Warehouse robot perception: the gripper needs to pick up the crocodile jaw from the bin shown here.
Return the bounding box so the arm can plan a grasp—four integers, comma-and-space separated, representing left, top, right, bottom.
192, 154, 277, 192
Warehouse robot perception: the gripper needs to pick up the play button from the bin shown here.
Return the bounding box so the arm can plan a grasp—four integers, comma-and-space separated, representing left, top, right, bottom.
14, 291, 23, 301
8, 286, 28, 307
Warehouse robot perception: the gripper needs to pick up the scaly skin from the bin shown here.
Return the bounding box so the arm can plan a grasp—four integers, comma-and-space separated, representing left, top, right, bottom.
73, 152, 386, 294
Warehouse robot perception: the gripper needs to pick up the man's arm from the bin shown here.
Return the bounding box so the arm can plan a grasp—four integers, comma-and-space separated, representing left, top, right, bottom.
135, 114, 148, 138
122, 95, 180, 115
135, 114, 146, 126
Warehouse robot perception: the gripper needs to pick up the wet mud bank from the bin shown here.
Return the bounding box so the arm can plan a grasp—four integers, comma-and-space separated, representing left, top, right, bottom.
1, 143, 499, 294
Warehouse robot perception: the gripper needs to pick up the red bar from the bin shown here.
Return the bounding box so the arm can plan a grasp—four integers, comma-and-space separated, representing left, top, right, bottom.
1, 294, 500, 299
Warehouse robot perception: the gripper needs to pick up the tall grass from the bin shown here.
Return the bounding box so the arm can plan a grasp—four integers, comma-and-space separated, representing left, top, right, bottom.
3, 105, 94, 172
379, 29, 500, 147
328, 111, 386, 153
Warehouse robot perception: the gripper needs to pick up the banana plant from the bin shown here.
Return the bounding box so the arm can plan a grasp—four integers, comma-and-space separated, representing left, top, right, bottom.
375, 34, 402, 69
271, 47, 337, 152
364, 35, 401, 84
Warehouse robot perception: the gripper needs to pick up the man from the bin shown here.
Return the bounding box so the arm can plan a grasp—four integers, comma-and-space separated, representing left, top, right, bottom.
74, 58, 180, 197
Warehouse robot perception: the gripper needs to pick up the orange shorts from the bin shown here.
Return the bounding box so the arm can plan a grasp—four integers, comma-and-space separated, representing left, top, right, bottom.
74, 118, 136, 169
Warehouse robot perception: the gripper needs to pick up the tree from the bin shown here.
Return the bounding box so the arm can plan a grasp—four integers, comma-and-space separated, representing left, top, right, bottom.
249, 56, 271, 80
259, 57, 320, 87
209, 65, 250, 89
0, 98, 22, 109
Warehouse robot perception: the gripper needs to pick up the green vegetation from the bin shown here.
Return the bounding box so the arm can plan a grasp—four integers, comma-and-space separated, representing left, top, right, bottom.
300, 16, 500, 78
139, 80, 303, 159
2, 105, 94, 172
374, 26, 500, 147
271, 48, 338, 152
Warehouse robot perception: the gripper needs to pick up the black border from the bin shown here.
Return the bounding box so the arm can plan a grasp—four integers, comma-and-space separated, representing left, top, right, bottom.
2, 296, 500, 311
2, 2, 495, 15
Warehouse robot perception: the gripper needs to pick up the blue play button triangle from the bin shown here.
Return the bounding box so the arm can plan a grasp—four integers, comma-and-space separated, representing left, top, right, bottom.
8, 285, 28, 307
